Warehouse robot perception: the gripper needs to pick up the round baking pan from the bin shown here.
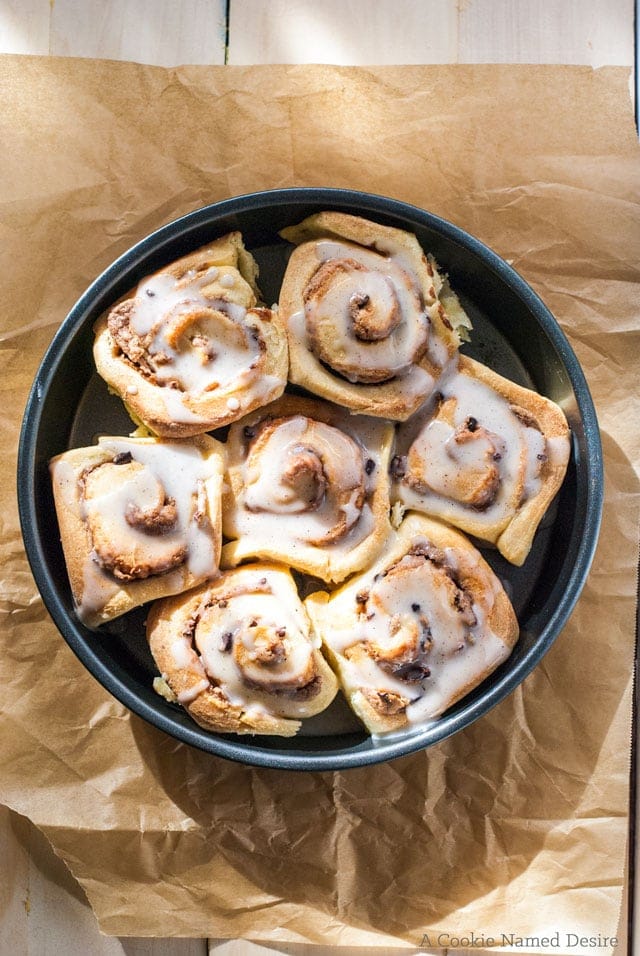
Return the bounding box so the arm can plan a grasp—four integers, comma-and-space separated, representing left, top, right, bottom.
17, 187, 603, 770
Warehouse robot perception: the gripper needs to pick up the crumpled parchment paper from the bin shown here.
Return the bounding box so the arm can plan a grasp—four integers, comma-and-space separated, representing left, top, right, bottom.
1, 57, 638, 952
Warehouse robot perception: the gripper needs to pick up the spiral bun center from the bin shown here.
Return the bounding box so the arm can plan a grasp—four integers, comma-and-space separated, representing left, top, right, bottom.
282, 444, 327, 511
302, 246, 428, 385
242, 414, 366, 546
83, 458, 187, 581
195, 580, 316, 694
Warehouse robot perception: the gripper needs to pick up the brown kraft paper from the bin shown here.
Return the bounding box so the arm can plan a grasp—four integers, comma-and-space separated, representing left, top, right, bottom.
1, 57, 638, 951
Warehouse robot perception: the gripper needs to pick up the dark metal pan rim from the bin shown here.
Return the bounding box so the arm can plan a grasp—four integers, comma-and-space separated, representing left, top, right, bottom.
17, 187, 604, 771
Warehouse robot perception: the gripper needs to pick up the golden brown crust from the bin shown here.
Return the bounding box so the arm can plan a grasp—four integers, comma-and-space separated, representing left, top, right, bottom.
305, 512, 519, 735
147, 563, 338, 736
221, 393, 394, 582
93, 233, 288, 438
49, 434, 224, 628
278, 211, 467, 420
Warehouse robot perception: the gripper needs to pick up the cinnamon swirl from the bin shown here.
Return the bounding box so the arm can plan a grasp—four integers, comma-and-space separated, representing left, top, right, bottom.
93, 232, 288, 437
391, 355, 570, 565
147, 564, 338, 736
49, 434, 224, 627
278, 211, 471, 419
305, 512, 519, 735
221, 394, 394, 582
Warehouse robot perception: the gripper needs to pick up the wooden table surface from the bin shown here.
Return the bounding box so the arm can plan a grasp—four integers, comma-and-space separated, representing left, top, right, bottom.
1, 2, 636, 954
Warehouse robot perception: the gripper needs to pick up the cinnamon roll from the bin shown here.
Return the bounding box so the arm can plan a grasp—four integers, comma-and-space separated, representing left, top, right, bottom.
278, 211, 471, 420
147, 564, 338, 736
93, 232, 288, 438
391, 355, 571, 566
49, 434, 224, 628
221, 394, 394, 583
305, 512, 519, 735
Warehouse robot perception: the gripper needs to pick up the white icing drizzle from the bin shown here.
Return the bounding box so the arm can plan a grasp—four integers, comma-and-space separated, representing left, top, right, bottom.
317, 239, 435, 302
124, 268, 265, 420
50, 458, 122, 618
425, 304, 451, 368
397, 364, 554, 529
341, 653, 414, 700
323, 533, 509, 725
98, 438, 217, 578
522, 425, 547, 500
173, 570, 317, 717
53, 439, 220, 624
156, 385, 206, 424
197, 593, 310, 699
231, 410, 386, 562
309, 240, 428, 379
288, 305, 435, 400
178, 679, 211, 705
171, 636, 203, 670
166, 636, 210, 704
